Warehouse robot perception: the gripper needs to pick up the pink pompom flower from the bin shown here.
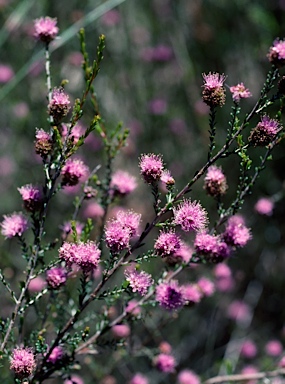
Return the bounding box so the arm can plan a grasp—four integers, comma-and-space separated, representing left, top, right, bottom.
139, 153, 164, 184
61, 158, 89, 186
249, 115, 281, 147
230, 83, 252, 103
154, 353, 176, 373
35, 128, 53, 157
10, 347, 36, 378
268, 39, 285, 67
177, 369, 201, 384
129, 373, 149, 384
1, 212, 29, 238
156, 280, 185, 310
154, 230, 181, 257
204, 165, 228, 197
254, 197, 274, 216
124, 267, 153, 296
46, 267, 67, 289
111, 170, 137, 196
202, 72, 226, 107
173, 199, 208, 233
104, 220, 132, 254
48, 87, 71, 121
34, 16, 59, 43
59, 241, 101, 273
223, 215, 251, 248
18, 184, 42, 212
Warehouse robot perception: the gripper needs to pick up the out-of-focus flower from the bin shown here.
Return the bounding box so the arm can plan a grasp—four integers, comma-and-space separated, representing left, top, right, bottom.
177, 369, 201, 384
101, 9, 121, 27
241, 339, 257, 359
124, 267, 153, 296
194, 232, 230, 263
125, 300, 141, 317
227, 300, 251, 323
46, 346, 64, 363
223, 215, 251, 248
0, 64, 14, 83
197, 277, 215, 297
230, 83, 252, 103
46, 267, 67, 289
268, 39, 285, 67
129, 373, 149, 384
34, 16, 59, 43
156, 280, 185, 310
18, 184, 42, 212
173, 199, 208, 233
254, 197, 274, 216
28, 276, 46, 292
139, 153, 164, 184
183, 283, 203, 304
249, 116, 281, 147
204, 165, 228, 197
148, 98, 168, 115
160, 170, 175, 186
83, 202, 105, 219
110, 170, 137, 196
265, 340, 283, 357
154, 353, 176, 373
64, 375, 84, 384
1, 212, 29, 238
202, 72, 226, 107
10, 347, 36, 377
61, 158, 89, 186
111, 324, 130, 339
48, 87, 70, 121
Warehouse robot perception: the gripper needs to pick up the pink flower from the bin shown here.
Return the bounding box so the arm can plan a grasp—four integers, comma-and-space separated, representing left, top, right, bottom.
116, 210, 141, 237
230, 83, 252, 103
28, 276, 46, 292
204, 165, 228, 197
46, 267, 67, 289
241, 340, 257, 359
197, 277, 215, 297
111, 170, 137, 196
173, 241, 194, 264
265, 340, 283, 357
18, 184, 42, 212
223, 215, 251, 248
148, 98, 168, 115
61, 158, 89, 186
112, 324, 130, 338
48, 87, 70, 120
249, 115, 281, 146
0, 64, 14, 83
34, 16, 59, 43
59, 241, 101, 272
254, 197, 274, 216
129, 373, 149, 384
35, 128, 52, 156
183, 283, 203, 304
227, 300, 251, 323
10, 347, 36, 377
1, 212, 29, 238
202, 72, 226, 107
160, 169, 175, 186
154, 353, 176, 373
61, 123, 85, 144
139, 153, 164, 184
64, 375, 84, 384
124, 267, 153, 296
61, 221, 84, 240
240, 365, 258, 384
194, 232, 230, 262
268, 39, 285, 67
83, 202, 104, 219
154, 230, 181, 257
159, 341, 172, 354
156, 280, 185, 310
177, 369, 201, 384
105, 220, 132, 254
125, 300, 141, 317
46, 346, 64, 363
173, 199, 208, 233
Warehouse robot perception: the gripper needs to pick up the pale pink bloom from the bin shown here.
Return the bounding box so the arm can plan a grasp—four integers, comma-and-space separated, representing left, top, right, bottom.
28, 276, 46, 292
124, 267, 153, 296
183, 283, 203, 304
160, 169, 175, 185
194, 232, 230, 262
197, 277, 215, 297
10, 347, 36, 377
227, 300, 251, 323
34, 16, 58, 43
254, 197, 274, 216
139, 153, 164, 184
129, 373, 149, 384
59, 241, 101, 272
155, 230, 181, 257
83, 202, 105, 219
223, 215, 251, 248
174, 241, 194, 264
214, 263, 232, 278
48, 87, 70, 120
61, 158, 89, 186
154, 353, 176, 373
112, 324, 130, 338
202, 72, 226, 107
230, 83, 252, 103
173, 199, 208, 233
18, 184, 42, 212
64, 375, 84, 384
105, 220, 132, 254
177, 369, 201, 384
268, 39, 285, 67
240, 365, 258, 384
61, 123, 85, 144
46, 267, 67, 289
202, 72, 226, 89
116, 210, 141, 237
278, 355, 285, 367
111, 170, 137, 196
265, 340, 283, 357
46, 346, 64, 363
204, 165, 228, 196
0, 64, 14, 83
125, 300, 141, 316
156, 280, 185, 310
214, 264, 234, 292
1, 212, 29, 238
241, 339, 257, 359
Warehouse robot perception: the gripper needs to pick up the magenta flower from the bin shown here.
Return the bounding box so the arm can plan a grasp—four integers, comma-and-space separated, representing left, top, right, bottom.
139, 153, 164, 184
154, 230, 181, 257
182, 283, 203, 304
0, 64, 14, 83
46, 267, 67, 289
1, 212, 29, 238
116, 210, 141, 237
268, 39, 285, 67
241, 340, 257, 359
46, 346, 64, 364
204, 165, 228, 197
18, 184, 42, 212
265, 340, 283, 357
61, 158, 89, 186
230, 83, 252, 103
202, 72, 226, 107
34, 16, 59, 43
129, 373, 149, 384
194, 232, 230, 262
59, 241, 101, 272
254, 197, 274, 216
35, 128, 52, 157
156, 280, 185, 310
48, 87, 70, 120
173, 199, 208, 232
223, 215, 251, 248
154, 353, 176, 373
105, 220, 132, 254
112, 324, 130, 338
10, 347, 36, 377
111, 170, 137, 196
178, 369, 201, 384
124, 267, 153, 296
249, 115, 281, 146
160, 169, 175, 186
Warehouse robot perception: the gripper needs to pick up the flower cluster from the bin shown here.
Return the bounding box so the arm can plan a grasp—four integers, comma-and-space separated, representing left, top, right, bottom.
229, 83, 252, 103
34, 16, 59, 43
1, 212, 29, 238
139, 153, 164, 184
173, 199, 208, 232
46, 267, 67, 289
194, 232, 230, 263
61, 158, 89, 186
10, 347, 36, 378
154, 230, 181, 257
35, 128, 53, 157
59, 241, 101, 273
48, 87, 71, 121
202, 72, 226, 107
249, 115, 280, 146
156, 280, 185, 310
223, 215, 251, 248
268, 39, 285, 67
124, 267, 153, 296
204, 165, 228, 197
110, 170, 137, 196
18, 184, 42, 212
